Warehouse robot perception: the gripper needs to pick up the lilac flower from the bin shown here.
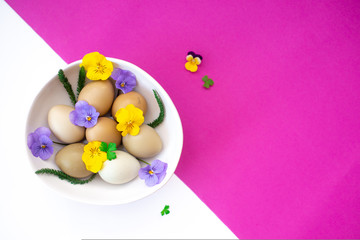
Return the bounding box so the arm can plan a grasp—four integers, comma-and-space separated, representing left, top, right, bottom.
112, 68, 137, 94
69, 101, 99, 128
27, 127, 54, 160
139, 160, 168, 187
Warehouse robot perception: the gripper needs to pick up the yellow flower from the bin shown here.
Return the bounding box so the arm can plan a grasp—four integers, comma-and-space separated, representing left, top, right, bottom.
115, 104, 144, 137
82, 141, 107, 173
185, 51, 202, 72
80, 52, 113, 80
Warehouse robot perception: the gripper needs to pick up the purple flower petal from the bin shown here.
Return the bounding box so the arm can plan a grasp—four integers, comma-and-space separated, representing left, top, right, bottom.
151, 160, 168, 174
27, 132, 38, 148
70, 101, 99, 128
113, 68, 137, 94
69, 110, 78, 125
34, 127, 51, 137
156, 170, 167, 184
75, 100, 89, 109
28, 128, 54, 160
139, 165, 152, 179
144, 174, 159, 187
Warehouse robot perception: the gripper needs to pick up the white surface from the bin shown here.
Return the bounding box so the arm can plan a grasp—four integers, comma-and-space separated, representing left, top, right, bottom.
0, 1, 238, 239
26, 58, 183, 205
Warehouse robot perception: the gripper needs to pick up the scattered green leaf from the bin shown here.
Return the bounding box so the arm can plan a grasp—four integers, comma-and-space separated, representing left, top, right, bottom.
161, 205, 170, 216
202, 75, 214, 89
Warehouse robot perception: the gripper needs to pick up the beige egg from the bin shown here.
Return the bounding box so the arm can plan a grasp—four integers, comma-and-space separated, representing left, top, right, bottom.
122, 124, 162, 158
86, 117, 122, 146
48, 105, 85, 143
78, 79, 114, 116
112, 91, 148, 120
99, 150, 141, 184
55, 143, 92, 178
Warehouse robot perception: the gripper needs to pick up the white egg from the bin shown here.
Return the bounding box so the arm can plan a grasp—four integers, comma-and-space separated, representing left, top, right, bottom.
98, 150, 140, 184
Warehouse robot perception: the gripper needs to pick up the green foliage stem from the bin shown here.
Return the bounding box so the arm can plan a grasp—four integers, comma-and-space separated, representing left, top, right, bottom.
58, 69, 76, 106
148, 90, 165, 128
77, 66, 86, 97
35, 168, 96, 185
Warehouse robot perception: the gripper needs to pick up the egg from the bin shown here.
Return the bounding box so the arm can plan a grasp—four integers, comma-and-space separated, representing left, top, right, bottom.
112, 91, 148, 120
78, 79, 114, 116
98, 151, 141, 184
122, 124, 162, 158
55, 143, 92, 178
86, 117, 122, 146
48, 105, 85, 143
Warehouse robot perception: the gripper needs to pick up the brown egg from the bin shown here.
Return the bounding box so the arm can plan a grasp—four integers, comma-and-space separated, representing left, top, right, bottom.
48, 105, 85, 143
78, 79, 114, 116
122, 124, 162, 158
86, 117, 122, 146
112, 91, 147, 120
55, 143, 93, 178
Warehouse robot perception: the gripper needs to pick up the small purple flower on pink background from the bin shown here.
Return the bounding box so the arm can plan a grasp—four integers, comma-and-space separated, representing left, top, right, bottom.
27, 127, 54, 160
69, 100, 99, 128
112, 68, 137, 94
139, 160, 168, 187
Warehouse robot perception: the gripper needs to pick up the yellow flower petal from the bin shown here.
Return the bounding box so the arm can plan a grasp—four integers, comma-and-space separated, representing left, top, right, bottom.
185, 62, 198, 72
186, 55, 193, 62
129, 124, 140, 136
80, 52, 113, 81
194, 57, 201, 65
114, 104, 144, 136
82, 141, 107, 173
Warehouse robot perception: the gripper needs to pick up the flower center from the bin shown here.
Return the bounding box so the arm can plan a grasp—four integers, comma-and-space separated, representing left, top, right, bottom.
86, 116, 92, 121
41, 145, 46, 149
191, 59, 196, 64
121, 82, 125, 87
90, 147, 100, 158
148, 170, 154, 175
96, 63, 105, 73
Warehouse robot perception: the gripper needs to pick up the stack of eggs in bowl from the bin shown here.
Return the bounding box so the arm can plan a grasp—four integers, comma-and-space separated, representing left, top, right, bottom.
42, 53, 164, 185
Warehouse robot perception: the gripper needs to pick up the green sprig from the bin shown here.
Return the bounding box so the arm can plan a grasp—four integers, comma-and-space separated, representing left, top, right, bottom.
161, 205, 170, 216
35, 168, 96, 185
148, 90, 165, 128
58, 69, 76, 106
77, 66, 86, 97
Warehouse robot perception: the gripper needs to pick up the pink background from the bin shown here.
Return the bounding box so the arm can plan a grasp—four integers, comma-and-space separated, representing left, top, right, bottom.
7, 0, 360, 238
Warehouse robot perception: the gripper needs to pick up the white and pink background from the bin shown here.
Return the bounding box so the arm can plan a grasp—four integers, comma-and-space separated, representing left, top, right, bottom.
1, 0, 360, 239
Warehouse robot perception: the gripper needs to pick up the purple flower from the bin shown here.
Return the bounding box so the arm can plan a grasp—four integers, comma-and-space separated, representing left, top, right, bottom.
69, 101, 99, 128
139, 160, 168, 187
27, 127, 54, 160
112, 68, 137, 94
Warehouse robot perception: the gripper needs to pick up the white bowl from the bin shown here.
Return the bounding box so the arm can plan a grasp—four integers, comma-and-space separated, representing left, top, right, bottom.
25, 58, 183, 205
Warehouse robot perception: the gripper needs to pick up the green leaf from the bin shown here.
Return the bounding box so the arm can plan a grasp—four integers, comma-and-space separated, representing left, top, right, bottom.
107, 151, 117, 160
35, 168, 96, 185
58, 69, 77, 105
108, 142, 117, 152
99, 142, 108, 152
147, 90, 165, 128
202, 75, 214, 89
202, 75, 208, 82
77, 66, 86, 98
161, 205, 170, 216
